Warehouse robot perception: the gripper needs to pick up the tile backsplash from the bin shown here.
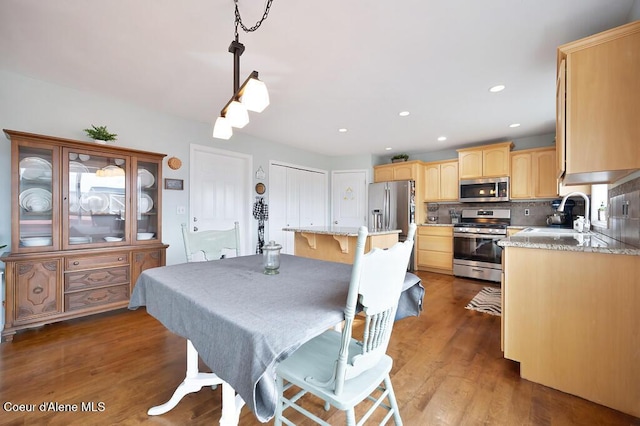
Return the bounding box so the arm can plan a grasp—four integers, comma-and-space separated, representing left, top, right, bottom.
425, 199, 585, 227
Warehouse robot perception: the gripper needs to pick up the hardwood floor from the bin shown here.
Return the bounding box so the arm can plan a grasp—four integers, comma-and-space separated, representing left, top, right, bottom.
1, 271, 638, 425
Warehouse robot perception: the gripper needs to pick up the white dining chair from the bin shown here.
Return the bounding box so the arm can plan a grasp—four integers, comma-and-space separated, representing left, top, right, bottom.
274, 223, 416, 426
180, 222, 240, 262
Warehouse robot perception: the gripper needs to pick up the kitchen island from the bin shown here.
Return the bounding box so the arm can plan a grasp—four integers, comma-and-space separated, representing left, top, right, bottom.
282, 226, 401, 264
498, 229, 640, 418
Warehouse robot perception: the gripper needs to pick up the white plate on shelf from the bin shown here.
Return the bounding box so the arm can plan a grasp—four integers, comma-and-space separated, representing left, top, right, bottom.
69, 236, 91, 244
19, 188, 53, 212
108, 194, 126, 214
21, 236, 52, 247
104, 236, 124, 242
69, 161, 90, 176
137, 232, 155, 240
80, 192, 110, 213
19, 157, 52, 181
138, 169, 155, 188
138, 193, 153, 213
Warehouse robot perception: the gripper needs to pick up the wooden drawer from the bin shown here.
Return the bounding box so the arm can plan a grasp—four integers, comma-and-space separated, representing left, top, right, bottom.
64, 284, 129, 312
417, 235, 452, 253
418, 226, 453, 237
417, 250, 453, 270
65, 252, 129, 271
65, 266, 130, 292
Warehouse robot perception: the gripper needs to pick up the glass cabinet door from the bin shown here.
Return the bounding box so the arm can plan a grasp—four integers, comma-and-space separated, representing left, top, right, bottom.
17, 144, 58, 250
64, 149, 130, 247
135, 160, 159, 242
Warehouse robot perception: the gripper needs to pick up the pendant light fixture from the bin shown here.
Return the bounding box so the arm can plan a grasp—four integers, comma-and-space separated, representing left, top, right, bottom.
213, 0, 274, 140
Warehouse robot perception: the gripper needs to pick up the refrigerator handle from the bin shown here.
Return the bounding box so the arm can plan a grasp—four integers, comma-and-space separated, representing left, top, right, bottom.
385, 187, 391, 229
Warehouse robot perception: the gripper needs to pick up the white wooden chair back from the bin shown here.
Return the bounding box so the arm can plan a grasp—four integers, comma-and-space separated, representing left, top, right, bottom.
180, 222, 240, 262
333, 223, 416, 395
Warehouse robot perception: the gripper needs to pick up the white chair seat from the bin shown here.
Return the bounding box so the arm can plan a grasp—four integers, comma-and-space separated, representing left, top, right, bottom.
277, 330, 393, 411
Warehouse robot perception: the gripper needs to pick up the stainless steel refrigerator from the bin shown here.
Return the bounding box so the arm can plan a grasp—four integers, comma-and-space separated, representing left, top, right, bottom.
368, 180, 415, 238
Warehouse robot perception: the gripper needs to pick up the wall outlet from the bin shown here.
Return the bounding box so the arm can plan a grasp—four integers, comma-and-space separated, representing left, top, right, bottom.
524, 209, 530, 216
177, 206, 186, 215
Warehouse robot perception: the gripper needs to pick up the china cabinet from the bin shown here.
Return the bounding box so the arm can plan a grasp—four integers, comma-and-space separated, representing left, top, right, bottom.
457, 141, 513, 179
1, 130, 167, 342
557, 21, 640, 184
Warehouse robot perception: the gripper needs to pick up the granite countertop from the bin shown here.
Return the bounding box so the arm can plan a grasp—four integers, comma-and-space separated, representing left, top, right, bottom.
419, 223, 454, 227
498, 228, 640, 256
282, 226, 401, 237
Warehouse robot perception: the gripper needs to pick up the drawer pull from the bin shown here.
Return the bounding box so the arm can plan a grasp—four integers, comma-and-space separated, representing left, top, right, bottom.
33, 286, 44, 294
88, 295, 108, 302
118, 257, 124, 261
87, 274, 109, 283
73, 261, 80, 266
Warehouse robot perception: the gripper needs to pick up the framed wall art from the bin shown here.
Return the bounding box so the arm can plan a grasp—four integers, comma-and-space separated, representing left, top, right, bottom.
164, 178, 184, 190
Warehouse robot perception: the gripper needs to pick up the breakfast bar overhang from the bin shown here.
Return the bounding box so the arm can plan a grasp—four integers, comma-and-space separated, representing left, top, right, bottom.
282, 226, 401, 264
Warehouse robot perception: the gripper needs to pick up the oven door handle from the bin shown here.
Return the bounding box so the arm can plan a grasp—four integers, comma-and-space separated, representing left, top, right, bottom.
453, 233, 505, 240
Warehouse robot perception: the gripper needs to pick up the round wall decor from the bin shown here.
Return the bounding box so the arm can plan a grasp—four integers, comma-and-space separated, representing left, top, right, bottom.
255, 182, 266, 194
167, 157, 182, 170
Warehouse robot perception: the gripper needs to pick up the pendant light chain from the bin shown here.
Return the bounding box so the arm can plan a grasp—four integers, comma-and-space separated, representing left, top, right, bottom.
234, 0, 274, 38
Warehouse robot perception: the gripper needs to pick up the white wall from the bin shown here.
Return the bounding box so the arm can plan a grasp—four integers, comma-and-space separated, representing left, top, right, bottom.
0, 70, 339, 265
630, 0, 640, 20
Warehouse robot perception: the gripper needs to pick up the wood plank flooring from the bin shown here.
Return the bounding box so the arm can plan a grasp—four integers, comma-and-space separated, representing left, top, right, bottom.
1, 271, 638, 425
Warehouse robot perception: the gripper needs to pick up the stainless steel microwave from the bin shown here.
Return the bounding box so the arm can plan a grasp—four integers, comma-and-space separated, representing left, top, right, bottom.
459, 177, 509, 202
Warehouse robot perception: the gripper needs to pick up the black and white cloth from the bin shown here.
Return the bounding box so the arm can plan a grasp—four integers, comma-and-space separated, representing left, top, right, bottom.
253, 197, 269, 253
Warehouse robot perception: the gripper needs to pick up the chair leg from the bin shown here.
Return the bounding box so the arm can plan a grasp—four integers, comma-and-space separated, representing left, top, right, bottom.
346, 408, 356, 426
274, 376, 284, 426
383, 375, 403, 426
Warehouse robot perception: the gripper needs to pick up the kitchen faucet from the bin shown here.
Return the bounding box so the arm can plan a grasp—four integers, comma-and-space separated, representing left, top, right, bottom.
558, 191, 590, 231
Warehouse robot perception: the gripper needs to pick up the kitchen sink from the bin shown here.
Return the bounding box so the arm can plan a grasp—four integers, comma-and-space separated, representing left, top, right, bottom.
519, 227, 593, 236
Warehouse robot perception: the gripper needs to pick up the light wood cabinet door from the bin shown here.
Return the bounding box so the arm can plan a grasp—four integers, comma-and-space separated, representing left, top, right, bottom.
373, 166, 394, 183
423, 163, 440, 201
393, 163, 416, 181
556, 59, 566, 179
533, 149, 558, 198
440, 161, 459, 201
483, 145, 511, 177
510, 152, 533, 199
559, 21, 640, 184
458, 150, 483, 179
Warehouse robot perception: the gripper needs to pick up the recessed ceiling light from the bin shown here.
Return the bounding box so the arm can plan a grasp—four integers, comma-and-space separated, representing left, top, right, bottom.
399, 111, 410, 117
338, 128, 348, 133
489, 85, 505, 93
385, 147, 392, 151
509, 123, 521, 128
437, 136, 447, 142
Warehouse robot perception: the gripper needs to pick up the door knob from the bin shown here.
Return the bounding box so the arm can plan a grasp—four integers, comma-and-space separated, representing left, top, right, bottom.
334, 221, 338, 224
193, 217, 198, 222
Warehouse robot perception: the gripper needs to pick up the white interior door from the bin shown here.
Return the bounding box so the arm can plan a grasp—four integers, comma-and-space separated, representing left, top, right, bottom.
331, 170, 367, 227
189, 144, 252, 256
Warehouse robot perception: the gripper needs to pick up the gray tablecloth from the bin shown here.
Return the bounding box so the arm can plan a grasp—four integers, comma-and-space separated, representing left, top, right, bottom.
129, 254, 423, 422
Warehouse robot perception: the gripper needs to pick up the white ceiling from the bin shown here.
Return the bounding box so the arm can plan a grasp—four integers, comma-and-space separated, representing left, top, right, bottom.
0, 0, 636, 156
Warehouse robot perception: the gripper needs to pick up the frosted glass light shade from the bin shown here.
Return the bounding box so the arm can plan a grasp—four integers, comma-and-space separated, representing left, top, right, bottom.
241, 78, 269, 113
226, 101, 249, 128
213, 116, 233, 140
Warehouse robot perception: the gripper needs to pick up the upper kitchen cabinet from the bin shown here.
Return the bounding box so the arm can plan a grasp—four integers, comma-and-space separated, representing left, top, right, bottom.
457, 141, 513, 180
423, 160, 459, 202
2, 130, 167, 342
557, 21, 640, 185
510, 147, 557, 199
373, 160, 421, 183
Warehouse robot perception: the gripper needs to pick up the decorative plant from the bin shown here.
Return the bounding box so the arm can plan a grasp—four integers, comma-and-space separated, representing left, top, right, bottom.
83, 125, 118, 141
391, 153, 409, 161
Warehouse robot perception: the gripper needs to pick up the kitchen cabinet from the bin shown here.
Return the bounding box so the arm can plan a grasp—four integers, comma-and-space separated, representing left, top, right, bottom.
457, 141, 513, 179
503, 246, 640, 418
416, 226, 453, 274
373, 160, 421, 183
423, 160, 458, 202
557, 21, 640, 185
510, 147, 557, 199
1, 130, 168, 342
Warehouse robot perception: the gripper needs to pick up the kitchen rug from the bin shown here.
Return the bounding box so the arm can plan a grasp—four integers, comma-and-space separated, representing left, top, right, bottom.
465, 286, 501, 316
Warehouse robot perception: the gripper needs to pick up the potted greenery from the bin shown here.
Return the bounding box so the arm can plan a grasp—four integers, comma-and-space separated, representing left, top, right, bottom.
391, 153, 409, 163
84, 125, 117, 144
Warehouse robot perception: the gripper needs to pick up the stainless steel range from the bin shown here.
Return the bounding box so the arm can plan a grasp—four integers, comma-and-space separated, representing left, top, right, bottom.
453, 209, 511, 282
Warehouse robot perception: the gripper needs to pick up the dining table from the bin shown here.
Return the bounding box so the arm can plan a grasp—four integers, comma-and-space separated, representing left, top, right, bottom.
128, 253, 424, 424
